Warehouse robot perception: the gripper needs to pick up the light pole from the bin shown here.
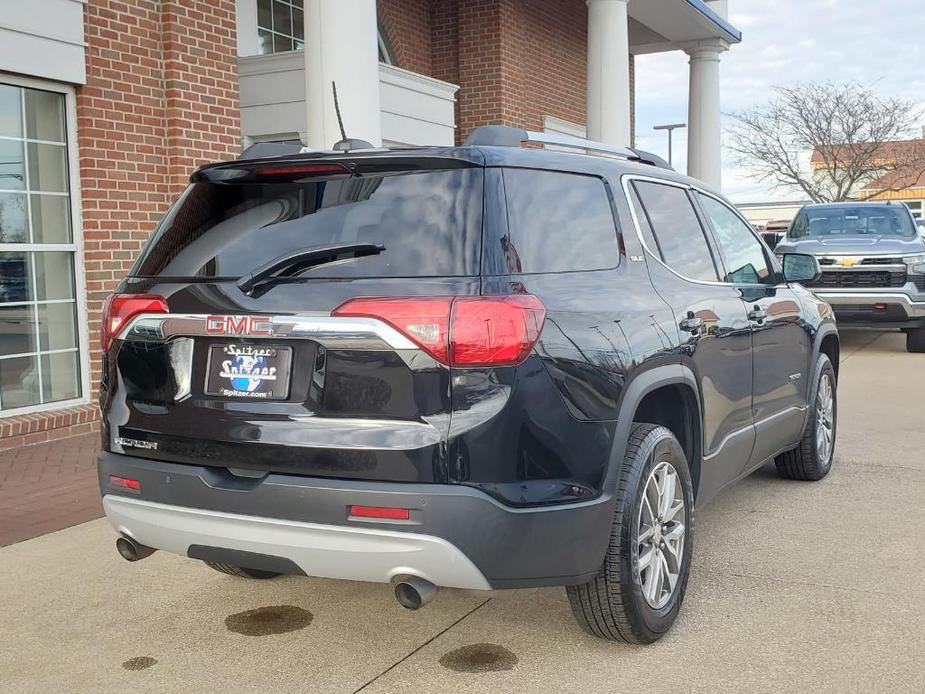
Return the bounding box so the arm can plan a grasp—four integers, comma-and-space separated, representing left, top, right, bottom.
653, 122, 687, 168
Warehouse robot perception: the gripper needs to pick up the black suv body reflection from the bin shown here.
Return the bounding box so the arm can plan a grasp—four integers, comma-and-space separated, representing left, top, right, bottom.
98, 127, 839, 642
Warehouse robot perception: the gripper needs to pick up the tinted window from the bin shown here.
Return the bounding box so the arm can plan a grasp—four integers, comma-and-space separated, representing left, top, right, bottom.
133, 169, 483, 278
790, 204, 916, 238
632, 181, 718, 282
499, 169, 619, 273
697, 194, 774, 285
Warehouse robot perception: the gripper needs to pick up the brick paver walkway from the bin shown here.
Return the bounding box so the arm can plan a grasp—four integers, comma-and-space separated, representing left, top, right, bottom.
0, 433, 102, 546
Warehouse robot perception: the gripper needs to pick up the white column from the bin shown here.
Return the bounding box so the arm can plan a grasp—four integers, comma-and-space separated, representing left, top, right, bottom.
304, 0, 381, 149
586, 0, 631, 147
685, 39, 727, 188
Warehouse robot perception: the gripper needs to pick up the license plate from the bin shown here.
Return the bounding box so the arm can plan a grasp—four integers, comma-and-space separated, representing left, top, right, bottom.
205, 344, 291, 400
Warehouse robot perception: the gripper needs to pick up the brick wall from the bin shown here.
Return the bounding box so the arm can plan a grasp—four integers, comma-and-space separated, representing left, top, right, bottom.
0, 0, 240, 445
379, 0, 433, 76
382, 0, 636, 145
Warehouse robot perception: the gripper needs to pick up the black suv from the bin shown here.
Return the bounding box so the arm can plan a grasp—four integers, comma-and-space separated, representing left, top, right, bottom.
98, 126, 839, 643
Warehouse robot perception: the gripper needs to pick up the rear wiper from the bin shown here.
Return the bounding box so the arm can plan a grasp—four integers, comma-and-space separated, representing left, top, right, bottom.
236, 242, 385, 295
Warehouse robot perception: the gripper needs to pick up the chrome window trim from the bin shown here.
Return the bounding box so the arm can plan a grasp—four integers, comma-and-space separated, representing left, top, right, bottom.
620, 174, 784, 289
118, 313, 420, 351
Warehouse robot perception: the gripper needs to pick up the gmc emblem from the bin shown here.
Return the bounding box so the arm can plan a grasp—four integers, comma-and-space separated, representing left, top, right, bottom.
205, 315, 273, 336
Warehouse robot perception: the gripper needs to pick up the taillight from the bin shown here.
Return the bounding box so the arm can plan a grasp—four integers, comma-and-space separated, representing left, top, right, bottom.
101, 293, 168, 351
332, 295, 546, 367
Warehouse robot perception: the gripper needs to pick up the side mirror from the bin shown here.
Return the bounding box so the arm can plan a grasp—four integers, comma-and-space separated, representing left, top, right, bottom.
781, 253, 821, 284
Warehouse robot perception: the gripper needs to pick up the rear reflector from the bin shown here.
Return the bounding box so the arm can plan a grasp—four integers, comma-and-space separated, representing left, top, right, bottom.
101, 294, 169, 351
109, 475, 141, 492
349, 505, 411, 521
332, 294, 546, 367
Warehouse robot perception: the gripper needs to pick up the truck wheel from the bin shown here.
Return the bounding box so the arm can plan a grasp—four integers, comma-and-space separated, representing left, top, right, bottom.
907, 327, 925, 353
775, 353, 836, 481
204, 561, 281, 579
566, 424, 694, 643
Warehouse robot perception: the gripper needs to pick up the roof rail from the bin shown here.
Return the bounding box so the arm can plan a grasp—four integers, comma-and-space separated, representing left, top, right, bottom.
464, 125, 673, 170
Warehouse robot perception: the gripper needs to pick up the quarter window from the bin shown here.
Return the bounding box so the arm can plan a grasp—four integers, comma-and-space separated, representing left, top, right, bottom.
499, 169, 620, 274
697, 194, 774, 285
0, 83, 82, 412
632, 181, 719, 282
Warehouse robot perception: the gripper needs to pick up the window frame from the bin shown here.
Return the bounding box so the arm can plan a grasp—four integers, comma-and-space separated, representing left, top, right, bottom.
621, 173, 782, 288
0, 74, 90, 416
256, 0, 304, 55
692, 189, 782, 287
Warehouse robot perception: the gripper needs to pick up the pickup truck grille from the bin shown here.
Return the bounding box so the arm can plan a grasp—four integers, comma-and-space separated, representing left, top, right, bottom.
810, 269, 907, 288
913, 275, 925, 292
818, 257, 903, 266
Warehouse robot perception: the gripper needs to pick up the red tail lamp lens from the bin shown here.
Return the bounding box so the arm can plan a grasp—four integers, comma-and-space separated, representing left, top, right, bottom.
349, 505, 411, 521
109, 475, 141, 492
101, 294, 168, 351
332, 294, 546, 367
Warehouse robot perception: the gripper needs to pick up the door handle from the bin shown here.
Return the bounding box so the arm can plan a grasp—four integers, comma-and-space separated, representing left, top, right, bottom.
748, 306, 768, 323
679, 312, 703, 333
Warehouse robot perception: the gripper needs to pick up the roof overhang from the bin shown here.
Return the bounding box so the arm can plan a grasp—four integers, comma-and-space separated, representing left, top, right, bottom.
628, 0, 742, 55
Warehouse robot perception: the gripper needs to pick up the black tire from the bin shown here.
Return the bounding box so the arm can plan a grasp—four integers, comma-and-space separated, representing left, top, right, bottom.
775, 353, 836, 481
907, 327, 925, 353
203, 561, 282, 579
566, 424, 694, 644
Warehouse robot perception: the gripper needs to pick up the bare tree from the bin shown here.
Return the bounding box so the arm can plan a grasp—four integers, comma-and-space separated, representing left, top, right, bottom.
727, 82, 925, 202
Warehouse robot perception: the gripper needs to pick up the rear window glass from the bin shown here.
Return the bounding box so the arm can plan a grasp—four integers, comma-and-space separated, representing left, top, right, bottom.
497, 168, 619, 274
133, 168, 483, 278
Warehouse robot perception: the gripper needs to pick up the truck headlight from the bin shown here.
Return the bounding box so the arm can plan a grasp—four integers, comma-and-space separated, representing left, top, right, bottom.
904, 253, 925, 273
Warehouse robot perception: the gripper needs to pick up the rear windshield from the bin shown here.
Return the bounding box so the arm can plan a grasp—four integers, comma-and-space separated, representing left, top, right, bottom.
789, 206, 916, 239
133, 168, 483, 278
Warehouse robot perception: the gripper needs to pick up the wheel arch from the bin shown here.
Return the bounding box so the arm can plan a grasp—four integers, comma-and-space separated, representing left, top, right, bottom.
816, 327, 840, 380
605, 365, 704, 501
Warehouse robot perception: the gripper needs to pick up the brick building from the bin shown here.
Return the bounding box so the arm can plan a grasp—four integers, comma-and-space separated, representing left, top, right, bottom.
0, 0, 740, 446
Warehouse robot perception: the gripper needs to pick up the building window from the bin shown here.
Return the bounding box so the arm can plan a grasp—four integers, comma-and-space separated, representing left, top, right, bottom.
0, 82, 84, 413
903, 200, 922, 220
254, 0, 394, 64
257, 0, 304, 54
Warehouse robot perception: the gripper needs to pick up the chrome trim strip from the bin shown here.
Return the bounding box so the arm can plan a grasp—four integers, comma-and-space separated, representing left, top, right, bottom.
119, 313, 419, 351
619, 173, 783, 289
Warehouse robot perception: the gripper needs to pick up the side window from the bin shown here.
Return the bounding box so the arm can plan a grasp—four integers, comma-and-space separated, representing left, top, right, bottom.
500, 169, 619, 273
632, 181, 719, 282
697, 194, 774, 285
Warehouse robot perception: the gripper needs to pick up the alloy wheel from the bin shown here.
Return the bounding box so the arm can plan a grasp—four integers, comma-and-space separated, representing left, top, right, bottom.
637, 461, 686, 609
816, 373, 834, 464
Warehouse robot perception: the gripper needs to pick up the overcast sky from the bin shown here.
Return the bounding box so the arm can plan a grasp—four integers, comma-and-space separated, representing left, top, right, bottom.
633, 0, 925, 203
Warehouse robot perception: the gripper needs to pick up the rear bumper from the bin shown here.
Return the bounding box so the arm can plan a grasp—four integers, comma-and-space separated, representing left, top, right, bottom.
813, 291, 925, 327
98, 452, 612, 589
104, 495, 493, 589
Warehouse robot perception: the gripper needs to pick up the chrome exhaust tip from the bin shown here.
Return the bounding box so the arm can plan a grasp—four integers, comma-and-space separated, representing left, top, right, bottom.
116, 535, 156, 562
394, 575, 438, 610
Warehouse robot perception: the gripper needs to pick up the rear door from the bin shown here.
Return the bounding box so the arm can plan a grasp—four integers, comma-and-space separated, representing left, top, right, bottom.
628, 179, 754, 500
694, 192, 811, 469
101, 159, 484, 483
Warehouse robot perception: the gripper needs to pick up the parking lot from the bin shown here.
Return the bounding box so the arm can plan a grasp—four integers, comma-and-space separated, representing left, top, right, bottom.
1, 330, 923, 694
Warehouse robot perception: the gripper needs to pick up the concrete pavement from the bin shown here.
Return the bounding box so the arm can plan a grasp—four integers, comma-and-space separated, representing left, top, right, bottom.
1, 330, 923, 693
